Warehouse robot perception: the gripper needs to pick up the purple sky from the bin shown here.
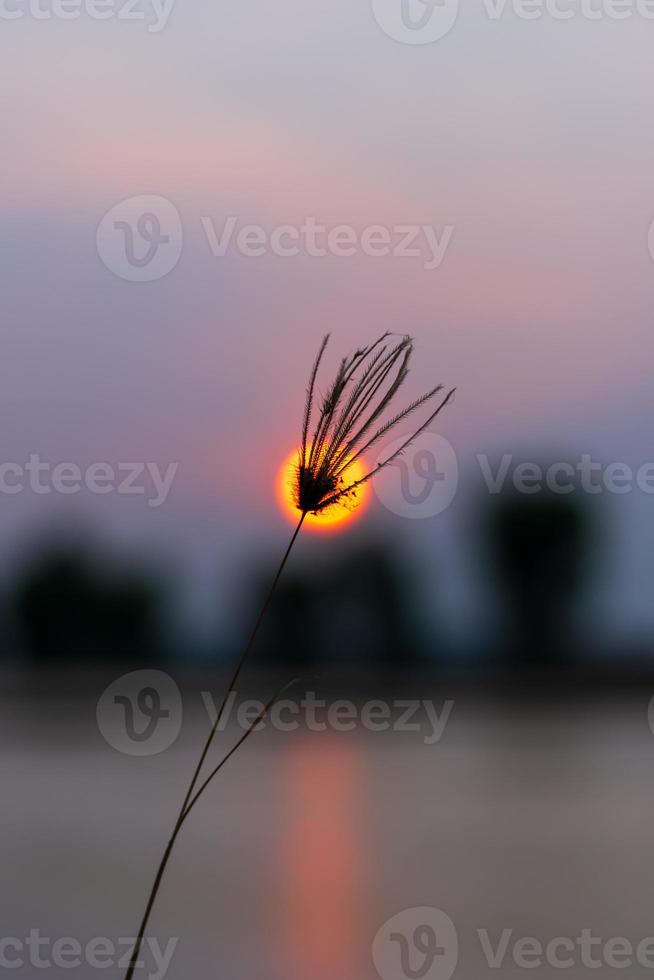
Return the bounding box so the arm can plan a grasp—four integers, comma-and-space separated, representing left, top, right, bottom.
2, 1, 654, 644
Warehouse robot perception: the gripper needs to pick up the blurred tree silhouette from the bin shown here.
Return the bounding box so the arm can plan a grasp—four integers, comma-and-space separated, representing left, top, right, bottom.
246, 538, 431, 673
9, 544, 166, 663
485, 487, 591, 666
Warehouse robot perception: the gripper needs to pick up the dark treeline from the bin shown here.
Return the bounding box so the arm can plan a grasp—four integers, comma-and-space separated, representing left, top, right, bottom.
1, 484, 649, 685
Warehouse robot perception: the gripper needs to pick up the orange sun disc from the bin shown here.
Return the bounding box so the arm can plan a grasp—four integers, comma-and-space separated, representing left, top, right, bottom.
276, 450, 370, 533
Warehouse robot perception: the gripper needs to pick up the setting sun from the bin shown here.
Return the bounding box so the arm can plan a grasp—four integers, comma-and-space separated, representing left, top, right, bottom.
276, 449, 370, 533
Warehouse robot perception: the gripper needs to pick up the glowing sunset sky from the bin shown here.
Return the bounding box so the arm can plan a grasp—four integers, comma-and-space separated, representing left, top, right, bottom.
2, 2, 654, 639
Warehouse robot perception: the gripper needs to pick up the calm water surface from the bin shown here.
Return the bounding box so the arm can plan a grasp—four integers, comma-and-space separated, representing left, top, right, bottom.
3, 683, 654, 979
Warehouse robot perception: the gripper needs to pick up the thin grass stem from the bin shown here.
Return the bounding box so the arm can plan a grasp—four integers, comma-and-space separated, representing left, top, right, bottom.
123, 512, 306, 980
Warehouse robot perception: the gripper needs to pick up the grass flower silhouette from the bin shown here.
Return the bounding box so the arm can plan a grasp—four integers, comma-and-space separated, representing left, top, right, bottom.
123, 333, 454, 980
296, 332, 454, 516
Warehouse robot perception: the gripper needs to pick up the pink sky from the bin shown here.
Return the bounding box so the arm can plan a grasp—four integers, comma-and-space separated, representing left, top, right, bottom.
2, 0, 654, 637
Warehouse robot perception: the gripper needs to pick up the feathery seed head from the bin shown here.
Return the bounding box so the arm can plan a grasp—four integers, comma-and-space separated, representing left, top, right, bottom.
294, 333, 455, 515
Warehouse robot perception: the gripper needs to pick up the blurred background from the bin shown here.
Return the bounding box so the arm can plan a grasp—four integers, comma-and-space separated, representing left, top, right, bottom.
3, 0, 654, 977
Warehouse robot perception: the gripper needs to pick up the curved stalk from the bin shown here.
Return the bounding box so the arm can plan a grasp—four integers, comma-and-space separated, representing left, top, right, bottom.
124, 512, 306, 980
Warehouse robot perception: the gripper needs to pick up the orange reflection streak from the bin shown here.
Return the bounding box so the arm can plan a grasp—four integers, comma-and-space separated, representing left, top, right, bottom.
276, 738, 366, 979
276, 449, 370, 533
